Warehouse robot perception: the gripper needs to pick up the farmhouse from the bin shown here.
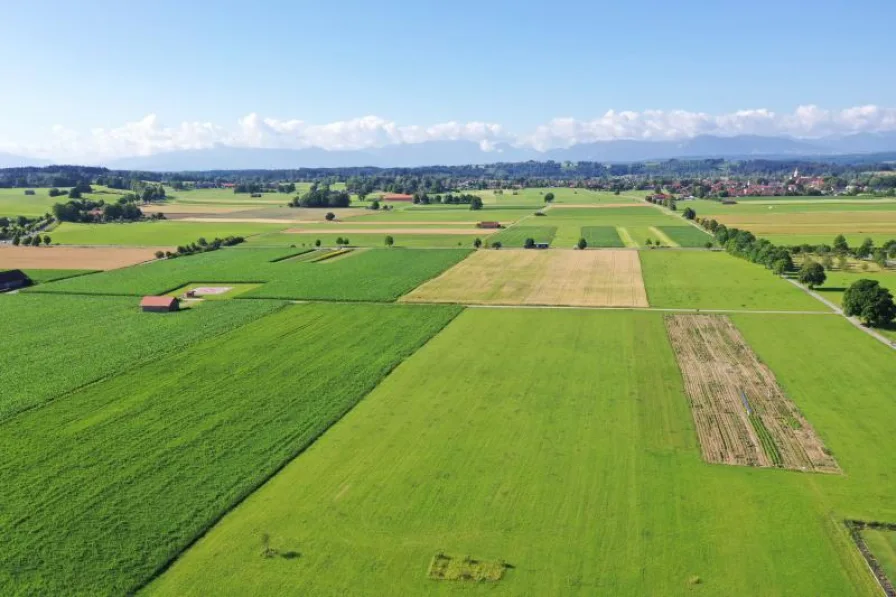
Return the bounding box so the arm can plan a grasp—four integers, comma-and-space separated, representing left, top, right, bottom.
140, 296, 180, 313
477, 221, 502, 229
381, 193, 414, 202
0, 269, 31, 292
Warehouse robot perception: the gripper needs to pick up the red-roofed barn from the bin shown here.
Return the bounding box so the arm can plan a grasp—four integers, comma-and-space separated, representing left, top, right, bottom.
140, 296, 180, 313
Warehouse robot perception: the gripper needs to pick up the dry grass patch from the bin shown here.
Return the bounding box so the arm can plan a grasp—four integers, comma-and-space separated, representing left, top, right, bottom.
285, 227, 487, 235
0, 246, 165, 270
141, 204, 248, 215
402, 249, 648, 307
427, 554, 510, 582
665, 314, 839, 473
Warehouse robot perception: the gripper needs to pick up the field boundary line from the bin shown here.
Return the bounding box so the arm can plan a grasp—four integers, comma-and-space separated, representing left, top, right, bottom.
130, 304, 467, 594
784, 277, 896, 351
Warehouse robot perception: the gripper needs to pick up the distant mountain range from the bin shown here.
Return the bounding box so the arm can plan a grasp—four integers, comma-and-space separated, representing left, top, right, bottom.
0, 152, 50, 168
6, 133, 896, 171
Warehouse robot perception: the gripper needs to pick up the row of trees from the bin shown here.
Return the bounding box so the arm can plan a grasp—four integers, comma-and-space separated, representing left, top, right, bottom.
154, 236, 245, 259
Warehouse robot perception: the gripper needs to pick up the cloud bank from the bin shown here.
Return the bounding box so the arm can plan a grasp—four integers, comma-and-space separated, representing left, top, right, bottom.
3, 105, 896, 162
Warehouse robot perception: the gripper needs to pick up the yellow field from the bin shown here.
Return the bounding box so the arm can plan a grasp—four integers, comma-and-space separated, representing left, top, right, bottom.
401, 249, 649, 307
713, 211, 896, 236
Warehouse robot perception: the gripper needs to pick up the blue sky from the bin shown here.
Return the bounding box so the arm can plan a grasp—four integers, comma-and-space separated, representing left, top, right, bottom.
2, 0, 895, 160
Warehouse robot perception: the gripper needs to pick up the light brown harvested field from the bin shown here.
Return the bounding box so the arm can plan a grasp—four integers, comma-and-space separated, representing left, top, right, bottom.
401, 249, 648, 307
549, 203, 652, 209
297, 221, 480, 226
713, 211, 896, 236
665, 314, 840, 473
0, 246, 166, 270
140, 204, 248, 215
284, 227, 490, 235
182, 217, 299, 225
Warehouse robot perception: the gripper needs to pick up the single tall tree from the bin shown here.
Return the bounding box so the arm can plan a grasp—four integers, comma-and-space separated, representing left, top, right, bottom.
798, 261, 826, 289
843, 279, 896, 327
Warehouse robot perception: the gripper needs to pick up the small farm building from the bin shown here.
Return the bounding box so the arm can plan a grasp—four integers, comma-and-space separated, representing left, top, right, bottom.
0, 269, 31, 292
381, 193, 414, 202
477, 221, 502, 229
140, 296, 180, 313
534, 242, 549, 249
24, 189, 35, 195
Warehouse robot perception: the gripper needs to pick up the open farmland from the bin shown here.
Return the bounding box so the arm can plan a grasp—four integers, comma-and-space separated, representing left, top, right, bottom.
580, 225, 625, 247
665, 314, 838, 472
20, 269, 96, 283
146, 309, 871, 596
537, 206, 692, 247
0, 188, 59, 216
640, 250, 828, 311
857, 527, 896, 587
49, 221, 287, 246
710, 210, 896, 239
490, 225, 557, 247
0, 302, 461, 595
32, 247, 471, 301
0, 294, 283, 420
246, 231, 484, 248
0, 245, 163, 269
655, 225, 714, 247
402, 249, 648, 307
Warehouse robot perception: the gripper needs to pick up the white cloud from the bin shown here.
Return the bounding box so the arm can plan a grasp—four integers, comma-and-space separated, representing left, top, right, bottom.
3, 105, 896, 162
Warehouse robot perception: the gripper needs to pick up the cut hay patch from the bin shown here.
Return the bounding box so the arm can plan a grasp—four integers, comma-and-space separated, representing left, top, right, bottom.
427, 553, 510, 582
665, 314, 839, 473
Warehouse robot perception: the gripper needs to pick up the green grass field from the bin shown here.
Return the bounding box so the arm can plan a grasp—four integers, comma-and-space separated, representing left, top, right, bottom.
0, 188, 59, 216
859, 528, 896, 583
146, 309, 874, 596
655, 225, 714, 247
33, 247, 471, 302
814, 270, 896, 307
640, 250, 828, 311
689, 198, 896, 216
245, 232, 486, 248
50, 221, 288, 246
0, 302, 461, 595
20, 268, 97, 284
580, 226, 624, 247
490, 225, 557, 247
0, 294, 283, 421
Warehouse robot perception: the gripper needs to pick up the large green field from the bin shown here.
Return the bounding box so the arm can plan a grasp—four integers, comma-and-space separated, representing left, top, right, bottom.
490, 225, 557, 247
0, 188, 59, 216
0, 302, 461, 595
640, 250, 829, 311
146, 309, 878, 596
50, 221, 288, 246
33, 247, 471, 302
0, 293, 282, 421
245, 232, 486, 248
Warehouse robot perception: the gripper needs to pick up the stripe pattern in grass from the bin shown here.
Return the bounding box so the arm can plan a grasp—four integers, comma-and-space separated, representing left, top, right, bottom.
0, 302, 462, 595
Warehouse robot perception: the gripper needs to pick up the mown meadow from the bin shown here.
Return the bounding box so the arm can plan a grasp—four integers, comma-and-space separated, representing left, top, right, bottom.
640, 250, 829, 311
146, 309, 877, 596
